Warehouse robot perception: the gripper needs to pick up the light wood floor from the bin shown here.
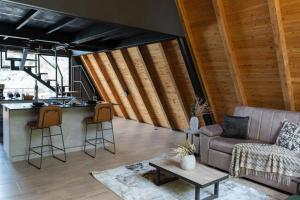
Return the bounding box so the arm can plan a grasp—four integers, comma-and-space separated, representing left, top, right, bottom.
0, 118, 288, 200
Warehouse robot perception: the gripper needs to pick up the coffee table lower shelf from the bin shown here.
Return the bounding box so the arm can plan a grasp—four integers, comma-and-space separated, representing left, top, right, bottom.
149, 162, 228, 200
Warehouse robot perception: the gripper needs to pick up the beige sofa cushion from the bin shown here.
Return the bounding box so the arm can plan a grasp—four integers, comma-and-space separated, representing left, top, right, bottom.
209, 137, 265, 154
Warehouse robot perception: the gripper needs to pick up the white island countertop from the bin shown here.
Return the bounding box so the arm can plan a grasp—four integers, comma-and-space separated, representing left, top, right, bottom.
2, 102, 113, 161
2, 103, 95, 110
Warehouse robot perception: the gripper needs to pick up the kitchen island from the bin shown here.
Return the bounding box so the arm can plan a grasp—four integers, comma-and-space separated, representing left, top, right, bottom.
2, 103, 112, 161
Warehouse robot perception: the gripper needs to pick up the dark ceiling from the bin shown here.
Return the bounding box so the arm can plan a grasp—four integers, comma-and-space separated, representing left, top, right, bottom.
0, 1, 177, 56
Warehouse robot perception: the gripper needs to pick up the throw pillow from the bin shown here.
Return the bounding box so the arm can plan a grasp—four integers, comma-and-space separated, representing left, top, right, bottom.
276, 121, 300, 151
221, 115, 249, 139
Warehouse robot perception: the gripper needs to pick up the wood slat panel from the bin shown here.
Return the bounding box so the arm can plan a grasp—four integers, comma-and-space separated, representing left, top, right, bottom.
212, 0, 247, 106
138, 46, 173, 129
92, 53, 129, 118
80, 55, 118, 115
127, 47, 170, 128
177, 0, 239, 122
97, 52, 138, 121
143, 43, 189, 130
223, 0, 285, 110
280, 0, 300, 110
159, 42, 189, 125
86, 54, 123, 116
120, 49, 158, 125
80, 55, 108, 101
80, 39, 196, 130
268, 0, 295, 111
161, 40, 195, 117
110, 50, 146, 123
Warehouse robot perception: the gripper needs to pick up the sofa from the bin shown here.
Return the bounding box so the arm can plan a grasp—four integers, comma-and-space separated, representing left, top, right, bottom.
199, 106, 298, 194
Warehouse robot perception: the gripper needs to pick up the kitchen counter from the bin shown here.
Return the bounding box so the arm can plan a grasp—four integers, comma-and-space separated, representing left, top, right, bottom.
2, 102, 113, 161
2, 103, 95, 110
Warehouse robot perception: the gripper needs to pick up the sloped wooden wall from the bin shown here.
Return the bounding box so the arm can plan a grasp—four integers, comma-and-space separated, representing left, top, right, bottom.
80, 39, 195, 131
177, 0, 300, 122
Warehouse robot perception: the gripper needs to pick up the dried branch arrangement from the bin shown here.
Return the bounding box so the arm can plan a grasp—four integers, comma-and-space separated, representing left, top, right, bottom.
190, 97, 210, 117
173, 141, 196, 158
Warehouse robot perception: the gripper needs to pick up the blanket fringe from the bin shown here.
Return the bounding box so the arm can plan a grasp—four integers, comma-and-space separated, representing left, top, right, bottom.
237, 167, 291, 185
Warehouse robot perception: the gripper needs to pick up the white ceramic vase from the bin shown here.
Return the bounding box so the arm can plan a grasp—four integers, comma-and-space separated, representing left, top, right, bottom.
180, 155, 196, 170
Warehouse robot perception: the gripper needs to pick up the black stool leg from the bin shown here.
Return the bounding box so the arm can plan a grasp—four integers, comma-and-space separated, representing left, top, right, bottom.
49, 126, 67, 162
94, 123, 99, 157
39, 128, 44, 169
59, 125, 67, 162
102, 121, 116, 154
111, 121, 116, 154
49, 127, 54, 157
84, 122, 88, 154
27, 128, 33, 163
84, 123, 97, 158
27, 128, 44, 169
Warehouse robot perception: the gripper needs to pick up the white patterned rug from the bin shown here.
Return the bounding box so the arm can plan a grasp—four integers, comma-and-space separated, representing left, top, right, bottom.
92, 156, 281, 200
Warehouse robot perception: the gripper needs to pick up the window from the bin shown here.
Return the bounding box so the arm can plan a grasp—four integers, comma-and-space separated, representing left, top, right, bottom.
0, 51, 69, 99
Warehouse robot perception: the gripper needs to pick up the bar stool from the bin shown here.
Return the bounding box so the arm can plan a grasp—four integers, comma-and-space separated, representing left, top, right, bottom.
27, 106, 67, 169
84, 103, 116, 158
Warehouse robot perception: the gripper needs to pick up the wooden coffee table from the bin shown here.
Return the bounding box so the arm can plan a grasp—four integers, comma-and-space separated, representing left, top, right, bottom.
149, 158, 228, 200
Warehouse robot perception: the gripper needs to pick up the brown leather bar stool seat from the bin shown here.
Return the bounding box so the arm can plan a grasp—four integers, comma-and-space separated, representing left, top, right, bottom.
27, 105, 67, 169
84, 103, 116, 158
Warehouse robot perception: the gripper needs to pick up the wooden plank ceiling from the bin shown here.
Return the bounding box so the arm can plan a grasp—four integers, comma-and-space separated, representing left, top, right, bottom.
177, 0, 300, 122
80, 39, 195, 131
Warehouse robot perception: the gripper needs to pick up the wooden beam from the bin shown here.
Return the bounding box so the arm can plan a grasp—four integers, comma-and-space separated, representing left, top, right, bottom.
80, 55, 109, 102
92, 53, 129, 118
105, 52, 144, 122
159, 42, 189, 126
120, 48, 158, 126
212, 0, 247, 106
268, 0, 295, 111
138, 46, 173, 129
176, 0, 218, 122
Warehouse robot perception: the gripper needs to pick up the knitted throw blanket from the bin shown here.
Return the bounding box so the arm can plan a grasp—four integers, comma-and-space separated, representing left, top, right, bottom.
230, 143, 300, 185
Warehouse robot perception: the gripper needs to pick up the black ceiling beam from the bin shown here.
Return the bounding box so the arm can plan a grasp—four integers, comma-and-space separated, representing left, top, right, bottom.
47, 17, 77, 34
72, 25, 123, 45
115, 32, 177, 49
16, 9, 40, 30
0, 22, 72, 44
99, 29, 144, 41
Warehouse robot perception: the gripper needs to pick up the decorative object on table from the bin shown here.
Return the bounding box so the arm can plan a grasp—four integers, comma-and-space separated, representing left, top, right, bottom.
23, 94, 34, 100
91, 155, 282, 200
221, 115, 249, 139
14, 91, 20, 98
7, 92, 14, 99
230, 143, 300, 185
276, 120, 300, 151
173, 141, 196, 170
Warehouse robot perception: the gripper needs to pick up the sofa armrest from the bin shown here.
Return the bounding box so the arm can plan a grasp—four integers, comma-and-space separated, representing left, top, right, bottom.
200, 124, 223, 137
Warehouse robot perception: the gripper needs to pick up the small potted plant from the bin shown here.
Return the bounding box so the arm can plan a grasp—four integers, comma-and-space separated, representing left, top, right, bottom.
173, 141, 196, 170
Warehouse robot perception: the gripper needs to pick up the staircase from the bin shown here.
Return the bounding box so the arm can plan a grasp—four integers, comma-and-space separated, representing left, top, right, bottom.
1, 49, 75, 98
71, 65, 96, 100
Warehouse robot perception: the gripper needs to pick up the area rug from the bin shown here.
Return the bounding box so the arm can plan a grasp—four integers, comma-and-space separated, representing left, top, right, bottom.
91, 155, 281, 200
